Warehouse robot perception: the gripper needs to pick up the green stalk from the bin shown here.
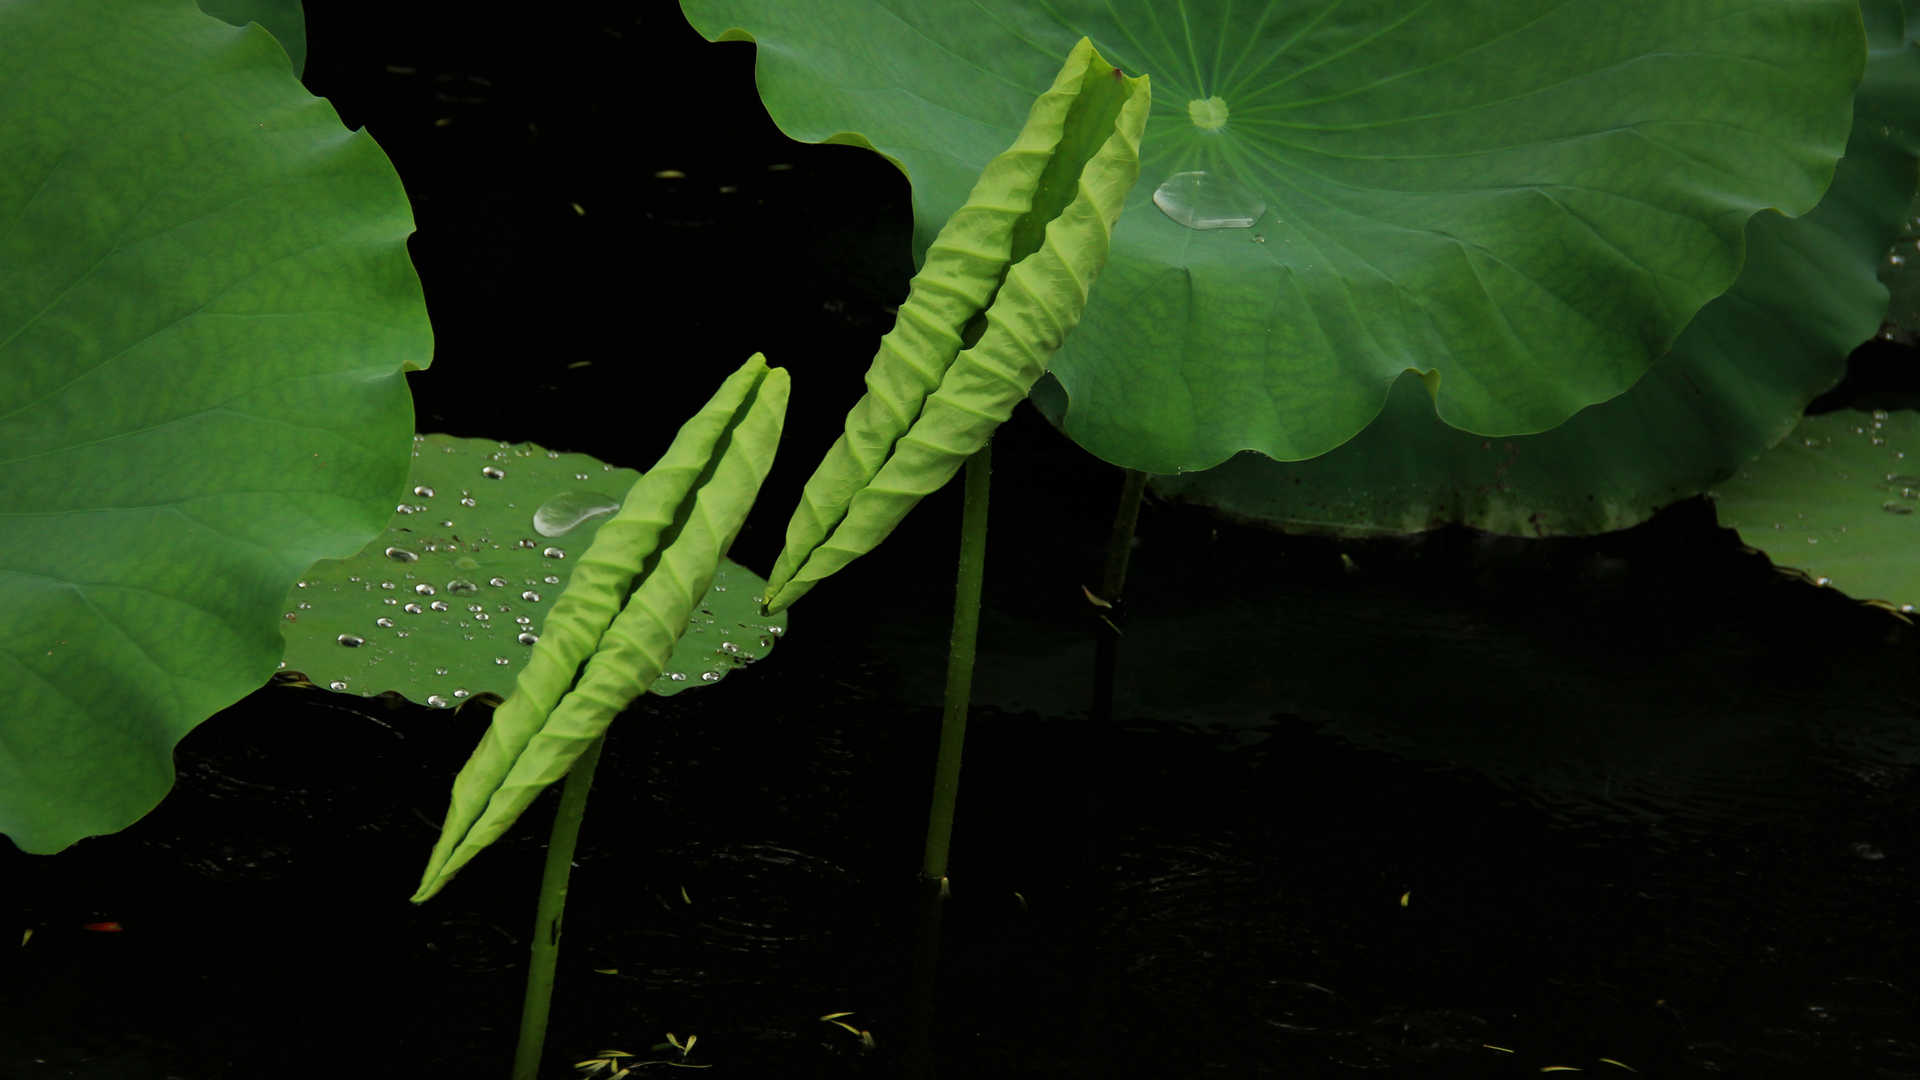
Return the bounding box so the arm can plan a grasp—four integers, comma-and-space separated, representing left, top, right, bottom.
1089, 469, 1147, 728
512, 733, 607, 1080
921, 444, 991, 884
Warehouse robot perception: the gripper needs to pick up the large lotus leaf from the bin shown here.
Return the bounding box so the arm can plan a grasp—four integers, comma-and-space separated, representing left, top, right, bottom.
763, 38, 1147, 613
1711, 409, 1920, 613
1148, 0, 1920, 535
681, 0, 1862, 473
199, 0, 306, 73
0, 0, 430, 854
278, 435, 785, 705
1147, 0, 1920, 536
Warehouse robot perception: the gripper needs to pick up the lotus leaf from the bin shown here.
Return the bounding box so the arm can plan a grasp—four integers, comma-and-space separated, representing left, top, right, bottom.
0, 0, 429, 854
1711, 409, 1920, 613
277, 435, 784, 707
682, 0, 1863, 473
763, 37, 1148, 612
1147, 0, 1920, 536
415, 356, 789, 902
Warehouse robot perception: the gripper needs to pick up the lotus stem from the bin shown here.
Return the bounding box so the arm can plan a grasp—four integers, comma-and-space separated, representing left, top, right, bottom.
921, 444, 991, 884
512, 733, 607, 1080
1090, 468, 1147, 728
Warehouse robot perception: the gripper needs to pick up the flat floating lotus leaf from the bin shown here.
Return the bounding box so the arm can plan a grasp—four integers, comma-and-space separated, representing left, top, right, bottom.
0, 0, 429, 854
1712, 410, 1920, 613
279, 435, 785, 707
1148, 0, 1920, 536
682, 0, 1862, 473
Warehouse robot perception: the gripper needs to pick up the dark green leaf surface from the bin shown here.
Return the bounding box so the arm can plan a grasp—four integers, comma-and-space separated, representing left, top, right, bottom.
1712, 409, 1920, 613
682, 0, 1863, 472
198, 0, 306, 73
764, 39, 1148, 612
1148, 0, 1920, 536
0, 0, 429, 853
414, 357, 789, 902
277, 435, 784, 707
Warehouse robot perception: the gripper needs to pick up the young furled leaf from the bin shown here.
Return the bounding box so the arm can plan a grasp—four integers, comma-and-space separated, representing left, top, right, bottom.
761, 38, 1148, 614
413, 355, 788, 902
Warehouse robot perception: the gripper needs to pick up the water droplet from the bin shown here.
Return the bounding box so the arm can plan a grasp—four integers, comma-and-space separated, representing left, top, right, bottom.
453, 688, 470, 699
515, 615, 532, 625
375, 617, 395, 628
447, 580, 480, 595
517, 538, 538, 549
767, 625, 785, 636
542, 547, 566, 559
1815, 577, 1831, 587
283, 611, 297, 621
518, 632, 539, 645
482, 465, 506, 479
543, 575, 560, 585
329, 680, 349, 691
700, 671, 721, 682
337, 633, 365, 647
533, 491, 621, 537
381, 596, 398, 606
494, 656, 511, 665
461, 495, 477, 508
1852, 841, 1886, 861
378, 581, 395, 590
426, 695, 450, 709
720, 641, 741, 655
666, 672, 687, 682
415, 583, 436, 596
295, 580, 309, 589
297, 601, 311, 610
396, 503, 417, 515
413, 485, 436, 498
1152, 171, 1265, 230
522, 590, 541, 602
430, 600, 449, 612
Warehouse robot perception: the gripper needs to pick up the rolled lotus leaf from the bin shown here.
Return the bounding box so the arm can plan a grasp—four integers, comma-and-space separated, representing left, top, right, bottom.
762, 38, 1148, 613
414, 355, 789, 901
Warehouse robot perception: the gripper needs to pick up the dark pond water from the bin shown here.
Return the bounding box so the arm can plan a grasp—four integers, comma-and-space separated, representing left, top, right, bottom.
7, 4, 1920, 1078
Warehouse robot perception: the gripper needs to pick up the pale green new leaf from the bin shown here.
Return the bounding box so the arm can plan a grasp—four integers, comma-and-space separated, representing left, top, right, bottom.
762, 38, 1148, 613
414, 356, 790, 901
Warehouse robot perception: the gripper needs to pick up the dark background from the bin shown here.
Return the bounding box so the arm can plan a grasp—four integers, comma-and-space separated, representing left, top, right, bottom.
6, 3, 1920, 1078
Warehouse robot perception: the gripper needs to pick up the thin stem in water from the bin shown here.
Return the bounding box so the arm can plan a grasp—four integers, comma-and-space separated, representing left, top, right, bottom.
922, 443, 991, 884
512, 733, 607, 1080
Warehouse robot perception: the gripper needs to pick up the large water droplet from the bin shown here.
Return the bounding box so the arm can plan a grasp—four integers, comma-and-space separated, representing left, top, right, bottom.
427, 694, 450, 709
482, 465, 506, 479
385, 546, 419, 563
1152, 171, 1265, 230
518, 632, 539, 646
533, 491, 621, 537
542, 547, 566, 560
413, 485, 436, 498
337, 634, 365, 648
447, 579, 480, 595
